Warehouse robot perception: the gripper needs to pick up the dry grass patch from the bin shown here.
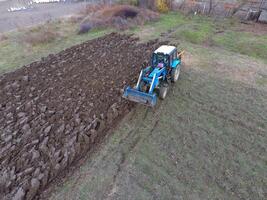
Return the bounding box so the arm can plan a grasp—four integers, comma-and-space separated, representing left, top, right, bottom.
22, 24, 61, 46
0, 34, 8, 42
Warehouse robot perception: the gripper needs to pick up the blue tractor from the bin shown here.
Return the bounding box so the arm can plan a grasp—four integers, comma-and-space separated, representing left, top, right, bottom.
123, 45, 184, 107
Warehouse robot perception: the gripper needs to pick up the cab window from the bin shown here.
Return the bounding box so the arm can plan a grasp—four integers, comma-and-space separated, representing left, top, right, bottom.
152, 53, 170, 67
170, 54, 173, 65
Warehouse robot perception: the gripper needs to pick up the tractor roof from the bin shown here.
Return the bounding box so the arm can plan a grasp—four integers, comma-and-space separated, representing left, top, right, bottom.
154, 45, 176, 55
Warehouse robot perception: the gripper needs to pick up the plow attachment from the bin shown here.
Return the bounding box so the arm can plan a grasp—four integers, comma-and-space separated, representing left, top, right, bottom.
123, 86, 157, 107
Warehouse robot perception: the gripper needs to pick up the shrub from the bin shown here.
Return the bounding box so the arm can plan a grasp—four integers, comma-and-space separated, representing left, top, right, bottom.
78, 23, 92, 34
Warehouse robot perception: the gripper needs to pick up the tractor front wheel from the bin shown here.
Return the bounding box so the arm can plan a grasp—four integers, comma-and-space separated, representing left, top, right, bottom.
159, 85, 168, 100
171, 67, 180, 83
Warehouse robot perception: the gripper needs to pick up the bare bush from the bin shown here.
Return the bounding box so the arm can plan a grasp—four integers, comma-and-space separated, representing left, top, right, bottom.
78, 23, 92, 34
78, 4, 159, 32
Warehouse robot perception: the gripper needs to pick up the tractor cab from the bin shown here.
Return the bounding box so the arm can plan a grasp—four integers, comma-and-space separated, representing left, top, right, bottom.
151, 45, 177, 69
152, 53, 169, 68
144, 45, 178, 78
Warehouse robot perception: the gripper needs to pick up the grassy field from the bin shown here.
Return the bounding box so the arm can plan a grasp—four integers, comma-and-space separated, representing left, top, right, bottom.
1, 12, 267, 74
1, 11, 267, 199
131, 12, 267, 63
0, 20, 112, 73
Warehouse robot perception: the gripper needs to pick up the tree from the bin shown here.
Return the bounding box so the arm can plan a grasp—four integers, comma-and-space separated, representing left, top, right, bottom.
209, 0, 213, 14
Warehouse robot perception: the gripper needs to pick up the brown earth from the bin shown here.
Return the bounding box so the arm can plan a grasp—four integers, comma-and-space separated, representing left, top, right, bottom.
237, 22, 267, 35
79, 4, 159, 31
0, 33, 164, 200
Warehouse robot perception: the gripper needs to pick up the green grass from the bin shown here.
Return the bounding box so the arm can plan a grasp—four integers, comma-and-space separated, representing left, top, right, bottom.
130, 12, 215, 43
256, 76, 267, 86
175, 21, 214, 44
212, 31, 267, 62
1, 11, 267, 74
168, 14, 215, 44
0, 21, 112, 73
128, 12, 187, 39
130, 12, 267, 62
150, 12, 186, 30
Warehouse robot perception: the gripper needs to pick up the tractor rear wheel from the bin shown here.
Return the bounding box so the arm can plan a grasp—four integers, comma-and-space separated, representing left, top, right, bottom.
159, 84, 168, 100
171, 67, 180, 83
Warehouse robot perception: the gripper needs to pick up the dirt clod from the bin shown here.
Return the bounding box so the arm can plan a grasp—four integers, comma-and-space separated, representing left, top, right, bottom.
13, 187, 25, 200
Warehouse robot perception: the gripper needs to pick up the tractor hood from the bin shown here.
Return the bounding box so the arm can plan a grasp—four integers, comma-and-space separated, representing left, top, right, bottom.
148, 67, 162, 79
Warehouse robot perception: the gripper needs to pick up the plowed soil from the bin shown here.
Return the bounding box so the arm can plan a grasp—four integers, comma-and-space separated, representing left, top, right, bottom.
0, 33, 163, 200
